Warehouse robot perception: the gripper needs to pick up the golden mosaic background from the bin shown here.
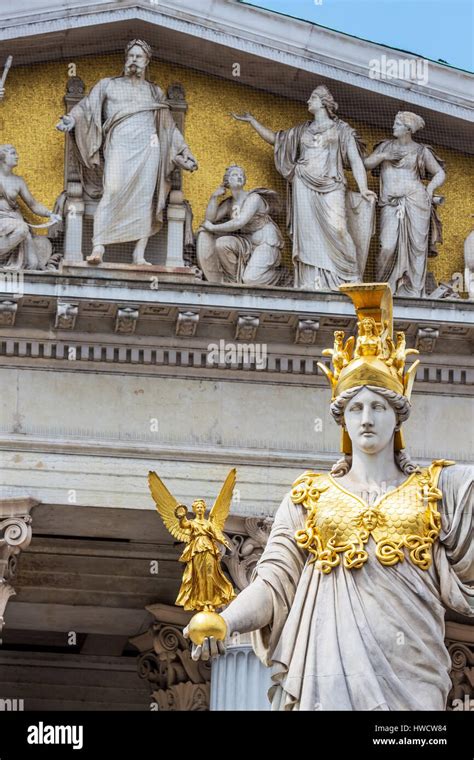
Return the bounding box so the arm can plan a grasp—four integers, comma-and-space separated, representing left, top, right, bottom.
0, 53, 472, 283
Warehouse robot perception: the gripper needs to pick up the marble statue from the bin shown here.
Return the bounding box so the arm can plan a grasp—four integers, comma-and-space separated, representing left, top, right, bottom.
232, 86, 376, 290
364, 112, 446, 297
0, 55, 12, 102
464, 221, 474, 299
185, 283, 473, 711
196, 164, 284, 286
0, 145, 60, 270
56, 39, 198, 266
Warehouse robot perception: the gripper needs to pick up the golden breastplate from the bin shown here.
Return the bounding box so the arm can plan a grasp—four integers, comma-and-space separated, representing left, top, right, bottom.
291, 460, 453, 574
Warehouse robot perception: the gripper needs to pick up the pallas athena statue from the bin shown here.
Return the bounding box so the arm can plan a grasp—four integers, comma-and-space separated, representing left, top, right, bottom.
186, 283, 473, 711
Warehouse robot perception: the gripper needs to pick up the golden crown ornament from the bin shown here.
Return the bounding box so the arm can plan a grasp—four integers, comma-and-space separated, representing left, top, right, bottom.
317, 283, 420, 453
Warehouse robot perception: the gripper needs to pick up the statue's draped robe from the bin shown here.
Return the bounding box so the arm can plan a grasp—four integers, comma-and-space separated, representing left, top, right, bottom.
0, 191, 48, 270
0, 190, 30, 268
251, 465, 474, 710
371, 140, 445, 297
273, 119, 368, 289
197, 189, 283, 286
69, 76, 191, 246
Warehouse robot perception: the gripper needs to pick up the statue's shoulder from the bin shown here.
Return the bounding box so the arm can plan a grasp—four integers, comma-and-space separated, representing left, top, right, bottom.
290, 470, 330, 507
279, 120, 310, 137
335, 118, 355, 134
147, 81, 165, 100
373, 138, 392, 152
417, 143, 446, 168
427, 458, 455, 477
431, 459, 473, 487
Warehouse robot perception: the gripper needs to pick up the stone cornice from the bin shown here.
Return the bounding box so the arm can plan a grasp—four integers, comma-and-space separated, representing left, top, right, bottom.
2, 273, 474, 320
0, 276, 473, 392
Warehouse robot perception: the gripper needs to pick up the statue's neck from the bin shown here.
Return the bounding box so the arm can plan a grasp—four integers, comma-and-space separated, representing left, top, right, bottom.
396, 133, 414, 146
311, 110, 333, 127
346, 443, 404, 487
231, 188, 247, 202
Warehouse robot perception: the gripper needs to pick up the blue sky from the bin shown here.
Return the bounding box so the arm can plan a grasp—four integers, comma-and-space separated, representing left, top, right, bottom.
241, 0, 474, 72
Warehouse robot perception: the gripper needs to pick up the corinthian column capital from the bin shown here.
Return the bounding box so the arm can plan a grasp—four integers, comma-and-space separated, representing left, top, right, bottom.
0, 496, 38, 643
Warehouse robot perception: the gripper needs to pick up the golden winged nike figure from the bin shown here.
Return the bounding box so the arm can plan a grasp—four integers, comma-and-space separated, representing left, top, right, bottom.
148, 469, 236, 613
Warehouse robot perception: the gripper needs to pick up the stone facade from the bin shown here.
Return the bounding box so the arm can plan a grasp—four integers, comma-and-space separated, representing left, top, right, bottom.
0, 0, 471, 711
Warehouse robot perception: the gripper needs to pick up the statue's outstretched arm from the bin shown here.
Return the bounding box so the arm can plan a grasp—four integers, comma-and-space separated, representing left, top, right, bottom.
184, 576, 273, 662
231, 112, 276, 145
221, 576, 273, 635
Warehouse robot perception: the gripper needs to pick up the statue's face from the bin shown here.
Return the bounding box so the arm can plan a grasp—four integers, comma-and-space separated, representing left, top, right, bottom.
125, 45, 149, 76
362, 318, 374, 335
225, 167, 245, 189
2, 147, 18, 168
193, 500, 206, 518
343, 387, 396, 455
307, 90, 323, 114
393, 116, 409, 137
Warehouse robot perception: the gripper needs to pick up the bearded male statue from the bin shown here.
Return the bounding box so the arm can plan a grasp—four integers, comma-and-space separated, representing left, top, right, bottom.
56, 39, 198, 266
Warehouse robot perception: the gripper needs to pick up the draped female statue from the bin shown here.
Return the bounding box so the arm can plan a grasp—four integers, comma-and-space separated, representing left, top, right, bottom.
0, 144, 60, 270
196, 164, 283, 286
364, 112, 446, 297
232, 86, 376, 290
186, 284, 473, 711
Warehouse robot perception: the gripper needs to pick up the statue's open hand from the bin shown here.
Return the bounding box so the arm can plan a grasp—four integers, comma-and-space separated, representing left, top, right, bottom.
183, 626, 226, 662
56, 115, 75, 132
0, 87, 5, 101
231, 112, 254, 124
202, 220, 216, 232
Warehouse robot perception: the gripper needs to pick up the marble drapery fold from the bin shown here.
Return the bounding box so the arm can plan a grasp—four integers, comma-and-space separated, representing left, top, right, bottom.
69, 77, 191, 246
371, 140, 445, 296
274, 119, 371, 288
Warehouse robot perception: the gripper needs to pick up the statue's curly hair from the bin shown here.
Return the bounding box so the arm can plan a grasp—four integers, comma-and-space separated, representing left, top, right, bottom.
329, 385, 420, 477
311, 85, 339, 119
125, 39, 153, 61
396, 111, 425, 134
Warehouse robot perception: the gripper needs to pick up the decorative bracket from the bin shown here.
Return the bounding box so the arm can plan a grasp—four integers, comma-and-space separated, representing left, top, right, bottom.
0, 300, 18, 327
295, 318, 320, 345
115, 307, 140, 335
55, 301, 78, 330
415, 326, 440, 353
235, 315, 259, 342
176, 311, 199, 337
